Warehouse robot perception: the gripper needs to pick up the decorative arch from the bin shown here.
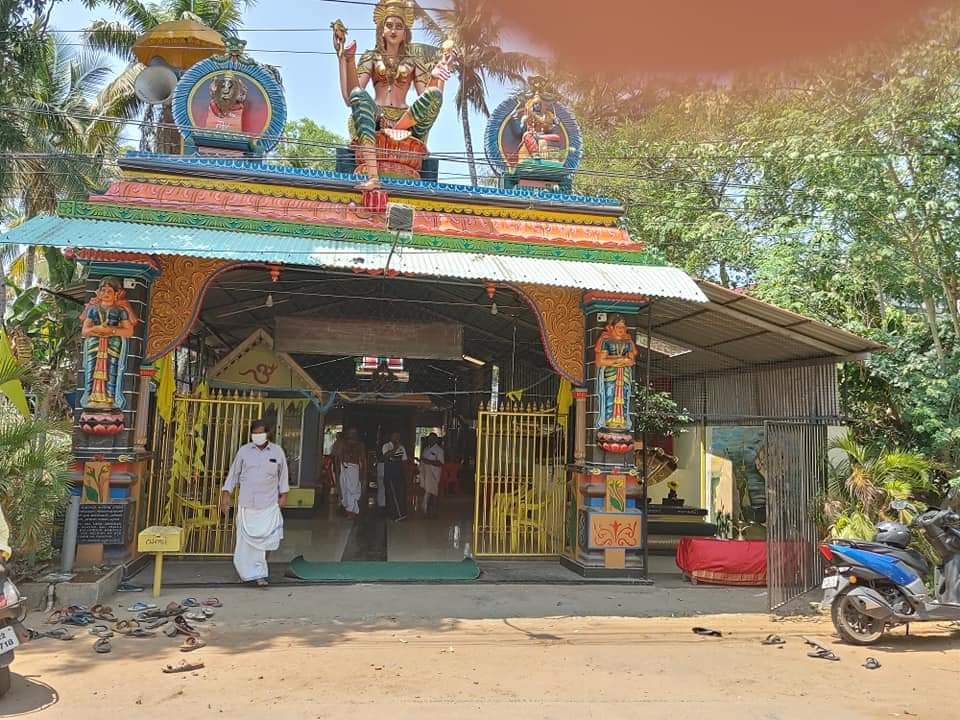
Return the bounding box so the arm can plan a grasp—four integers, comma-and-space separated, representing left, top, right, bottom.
146, 256, 244, 362
513, 283, 585, 385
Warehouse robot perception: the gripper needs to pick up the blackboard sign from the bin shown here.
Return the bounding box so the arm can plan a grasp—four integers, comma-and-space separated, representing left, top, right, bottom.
53, 502, 132, 547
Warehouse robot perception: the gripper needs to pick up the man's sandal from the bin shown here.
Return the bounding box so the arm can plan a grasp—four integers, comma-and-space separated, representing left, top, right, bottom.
93, 637, 112, 654
163, 660, 205, 674
180, 636, 206, 652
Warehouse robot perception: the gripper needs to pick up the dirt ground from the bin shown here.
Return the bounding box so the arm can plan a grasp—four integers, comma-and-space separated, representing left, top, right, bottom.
3, 585, 957, 719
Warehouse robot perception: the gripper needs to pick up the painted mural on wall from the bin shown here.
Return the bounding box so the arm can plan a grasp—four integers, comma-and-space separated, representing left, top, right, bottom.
708, 426, 767, 523
594, 313, 637, 454
79, 277, 138, 435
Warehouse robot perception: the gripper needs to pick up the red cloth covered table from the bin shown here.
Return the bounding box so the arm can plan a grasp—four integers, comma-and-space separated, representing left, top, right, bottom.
675, 537, 767, 586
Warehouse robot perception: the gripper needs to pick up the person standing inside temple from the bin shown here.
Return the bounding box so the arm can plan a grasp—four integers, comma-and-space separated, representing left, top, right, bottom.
339, 428, 367, 518
220, 419, 289, 587
419, 433, 444, 518
329, 430, 345, 512
381, 431, 408, 520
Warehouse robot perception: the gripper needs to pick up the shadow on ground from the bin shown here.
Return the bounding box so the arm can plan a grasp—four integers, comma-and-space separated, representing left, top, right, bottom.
0, 674, 59, 716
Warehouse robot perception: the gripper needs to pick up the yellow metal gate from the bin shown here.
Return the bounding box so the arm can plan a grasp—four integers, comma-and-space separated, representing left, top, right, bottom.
145, 391, 263, 556
473, 406, 567, 557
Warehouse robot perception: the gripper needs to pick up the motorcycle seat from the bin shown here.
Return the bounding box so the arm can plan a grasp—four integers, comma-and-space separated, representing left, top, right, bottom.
838, 540, 930, 576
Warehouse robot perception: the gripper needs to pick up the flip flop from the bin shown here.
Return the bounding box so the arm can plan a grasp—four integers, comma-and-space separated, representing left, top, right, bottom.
145, 618, 170, 630
163, 624, 179, 638
113, 620, 141, 634
128, 601, 157, 612
173, 616, 199, 637
90, 625, 114, 638
864, 657, 882, 670
163, 660, 205, 674
180, 636, 206, 652
692, 627, 723, 637
63, 613, 94, 626
29, 628, 75, 641
184, 611, 207, 622
117, 582, 145, 593
203, 598, 223, 608
761, 634, 786, 646
182, 598, 201, 608
808, 648, 840, 661
93, 637, 112, 654
201, 608, 215, 619
91, 605, 118, 622
124, 628, 156, 639
46, 609, 66, 624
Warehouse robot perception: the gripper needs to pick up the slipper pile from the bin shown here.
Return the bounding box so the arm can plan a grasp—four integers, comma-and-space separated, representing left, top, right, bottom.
30, 596, 225, 661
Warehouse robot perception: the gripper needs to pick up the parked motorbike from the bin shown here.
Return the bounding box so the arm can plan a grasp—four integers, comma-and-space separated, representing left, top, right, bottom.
820, 500, 960, 645
0, 557, 29, 697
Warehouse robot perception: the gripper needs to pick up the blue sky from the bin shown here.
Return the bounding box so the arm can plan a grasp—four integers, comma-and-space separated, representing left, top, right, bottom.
52, 0, 526, 183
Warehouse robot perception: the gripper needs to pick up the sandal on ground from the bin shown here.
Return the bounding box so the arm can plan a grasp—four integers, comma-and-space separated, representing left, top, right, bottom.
163, 660, 204, 673
63, 613, 94, 626
864, 657, 882, 670
29, 627, 75, 641
163, 624, 179, 638
808, 648, 840, 661
90, 625, 114, 638
46, 610, 66, 624
113, 620, 141, 634
184, 611, 207, 622
254, 578, 269, 588
117, 582, 145, 593
127, 601, 157, 612
173, 616, 199, 637
145, 618, 169, 630
124, 628, 156, 638
692, 626, 723, 637
182, 598, 201, 608
93, 637, 112, 654
203, 597, 222, 608
180, 636, 206, 652
91, 605, 118, 622
201, 608, 215, 619
761, 634, 785, 646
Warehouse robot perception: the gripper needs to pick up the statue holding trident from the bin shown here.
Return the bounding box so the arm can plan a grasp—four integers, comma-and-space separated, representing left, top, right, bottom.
333, 0, 456, 189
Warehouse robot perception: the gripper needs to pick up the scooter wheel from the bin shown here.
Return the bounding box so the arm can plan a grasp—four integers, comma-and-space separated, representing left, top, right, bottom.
0, 666, 10, 697
831, 588, 885, 645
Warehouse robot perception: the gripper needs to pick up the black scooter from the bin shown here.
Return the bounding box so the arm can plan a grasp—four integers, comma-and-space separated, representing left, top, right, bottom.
820, 500, 960, 645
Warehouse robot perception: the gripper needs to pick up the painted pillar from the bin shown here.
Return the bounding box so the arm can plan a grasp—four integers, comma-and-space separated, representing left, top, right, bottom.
561, 293, 648, 579
70, 259, 158, 567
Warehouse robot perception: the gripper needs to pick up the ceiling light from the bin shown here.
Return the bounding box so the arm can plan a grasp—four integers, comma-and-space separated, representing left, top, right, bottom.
462, 354, 486, 367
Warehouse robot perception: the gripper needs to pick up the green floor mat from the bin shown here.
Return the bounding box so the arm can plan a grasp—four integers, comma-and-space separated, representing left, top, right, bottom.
286, 556, 481, 582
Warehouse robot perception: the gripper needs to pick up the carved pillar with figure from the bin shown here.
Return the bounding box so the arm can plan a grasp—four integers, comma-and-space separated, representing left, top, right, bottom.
561, 293, 649, 579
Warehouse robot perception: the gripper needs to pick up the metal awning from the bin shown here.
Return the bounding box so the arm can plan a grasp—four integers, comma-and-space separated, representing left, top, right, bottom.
3, 215, 707, 302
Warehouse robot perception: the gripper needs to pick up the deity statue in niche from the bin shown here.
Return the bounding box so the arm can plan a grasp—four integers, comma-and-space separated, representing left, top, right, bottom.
206, 71, 248, 133
594, 314, 637, 452
513, 78, 563, 164
332, 0, 456, 188
79, 277, 138, 435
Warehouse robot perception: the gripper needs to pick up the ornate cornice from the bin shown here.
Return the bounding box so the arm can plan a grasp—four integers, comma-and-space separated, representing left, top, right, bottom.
58, 200, 663, 266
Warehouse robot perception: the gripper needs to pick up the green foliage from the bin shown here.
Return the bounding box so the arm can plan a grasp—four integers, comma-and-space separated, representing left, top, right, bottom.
277, 119, 345, 172
633, 386, 691, 437
570, 8, 960, 479
0, 358, 70, 558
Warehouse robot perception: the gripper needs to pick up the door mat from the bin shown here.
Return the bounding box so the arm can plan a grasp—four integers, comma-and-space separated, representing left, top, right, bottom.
286, 557, 480, 582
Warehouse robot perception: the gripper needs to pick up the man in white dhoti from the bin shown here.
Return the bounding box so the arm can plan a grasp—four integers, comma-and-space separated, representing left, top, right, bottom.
220, 419, 289, 587
338, 428, 366, 518
419, 433, 444, 519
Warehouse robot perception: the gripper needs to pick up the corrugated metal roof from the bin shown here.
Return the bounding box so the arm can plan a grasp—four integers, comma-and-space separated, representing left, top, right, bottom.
3, 215, 707, 302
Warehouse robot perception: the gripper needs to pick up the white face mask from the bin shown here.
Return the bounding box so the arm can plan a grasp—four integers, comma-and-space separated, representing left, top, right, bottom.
251, 433, 268, 446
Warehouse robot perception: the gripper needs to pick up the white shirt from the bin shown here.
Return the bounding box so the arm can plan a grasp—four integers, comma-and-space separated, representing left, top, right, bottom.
420, 444, 444, 485
223, 441, 290, 509
382, 441, 408, 462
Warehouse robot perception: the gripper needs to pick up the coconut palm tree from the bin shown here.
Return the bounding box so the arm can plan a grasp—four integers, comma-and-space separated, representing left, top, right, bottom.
416, 0, 536, 185
82, 0, 256, 151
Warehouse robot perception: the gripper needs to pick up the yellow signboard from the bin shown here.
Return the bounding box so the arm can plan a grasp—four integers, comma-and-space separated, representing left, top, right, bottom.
138, 525, 183, 553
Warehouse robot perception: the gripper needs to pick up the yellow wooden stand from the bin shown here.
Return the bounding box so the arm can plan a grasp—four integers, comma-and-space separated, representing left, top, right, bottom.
137, 526, 183, 598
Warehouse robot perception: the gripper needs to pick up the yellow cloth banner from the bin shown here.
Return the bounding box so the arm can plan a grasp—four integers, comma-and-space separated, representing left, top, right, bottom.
0, 329, 30, 418
155, 352, 175, 423
556, 379, 573, 431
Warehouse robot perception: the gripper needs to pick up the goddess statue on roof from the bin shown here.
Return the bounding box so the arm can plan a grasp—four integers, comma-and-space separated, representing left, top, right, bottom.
332, 0, 456, 189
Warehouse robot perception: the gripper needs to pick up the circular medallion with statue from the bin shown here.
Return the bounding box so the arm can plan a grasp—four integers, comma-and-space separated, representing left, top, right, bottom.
172, 38, 287, 153
484, 76, 583, 192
